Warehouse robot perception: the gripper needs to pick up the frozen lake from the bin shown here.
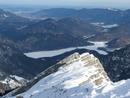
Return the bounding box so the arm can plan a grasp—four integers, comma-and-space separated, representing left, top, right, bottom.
24, 41, 108, 59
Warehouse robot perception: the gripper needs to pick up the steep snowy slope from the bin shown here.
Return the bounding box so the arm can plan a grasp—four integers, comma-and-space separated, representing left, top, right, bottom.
6, 52, 130, 98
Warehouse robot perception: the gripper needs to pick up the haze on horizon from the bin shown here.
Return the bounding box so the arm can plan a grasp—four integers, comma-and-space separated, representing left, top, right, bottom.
0, 0, 130, 9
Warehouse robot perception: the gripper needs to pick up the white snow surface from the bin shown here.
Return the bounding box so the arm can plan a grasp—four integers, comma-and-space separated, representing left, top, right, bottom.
7, 52, 130, 98
107, 8, 119, 11
0, 75, 27, 89
91, 22, 119, 29
24, 41, 108, 58
91, 22, 105, 26
3, 14, 9, 18
0, 77, 22, 89
102, 24, 119, 29
10, 75, 25, 81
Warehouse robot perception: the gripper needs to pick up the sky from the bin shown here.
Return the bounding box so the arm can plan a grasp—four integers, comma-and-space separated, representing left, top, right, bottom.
0, 0, 130, 8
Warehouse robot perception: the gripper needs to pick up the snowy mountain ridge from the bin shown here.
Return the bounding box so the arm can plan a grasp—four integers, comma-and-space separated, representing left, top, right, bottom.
0, 75, 27, 95
5, 52, 130, 98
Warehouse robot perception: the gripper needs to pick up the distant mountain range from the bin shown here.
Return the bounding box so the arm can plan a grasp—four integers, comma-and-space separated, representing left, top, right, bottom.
16, 18, 100, 51
1, 8, 130, 51
0, 9, 32, 39
2, 8, 130, 51
29, 8, 130, 24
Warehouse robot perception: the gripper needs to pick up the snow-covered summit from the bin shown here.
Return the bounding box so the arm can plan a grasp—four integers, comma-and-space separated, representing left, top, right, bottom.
5, 52, 130, 98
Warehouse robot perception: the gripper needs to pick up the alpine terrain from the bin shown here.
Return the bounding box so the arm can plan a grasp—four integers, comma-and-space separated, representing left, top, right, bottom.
4, 52, 130, 98
0, 3, 130, 98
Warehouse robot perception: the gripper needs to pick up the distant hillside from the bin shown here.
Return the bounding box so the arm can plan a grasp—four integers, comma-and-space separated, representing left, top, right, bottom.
15, 18, 99, 52
30, 8, 130, 24
100, 44, 130, 82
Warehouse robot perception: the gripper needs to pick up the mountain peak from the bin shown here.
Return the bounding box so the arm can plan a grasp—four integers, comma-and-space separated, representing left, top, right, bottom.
58, 52, 110, 88
7, 52, 112, 98
5, 52, 130, 98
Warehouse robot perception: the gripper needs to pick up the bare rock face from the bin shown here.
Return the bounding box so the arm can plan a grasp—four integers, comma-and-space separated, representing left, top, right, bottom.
0, 82, 11, 95
58, 52, 110, 87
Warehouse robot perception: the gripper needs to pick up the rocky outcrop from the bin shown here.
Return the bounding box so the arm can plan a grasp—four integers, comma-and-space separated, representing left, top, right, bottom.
58, 52, 110, 87
0, 76, 27, 96
0, 82, 11, 95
